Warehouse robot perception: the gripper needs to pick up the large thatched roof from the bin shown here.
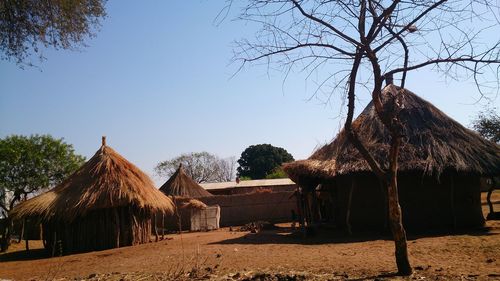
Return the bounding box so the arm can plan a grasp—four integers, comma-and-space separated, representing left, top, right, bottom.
284, 85, 500, 181
159, 164, 213, 198
11, 138, 174, 221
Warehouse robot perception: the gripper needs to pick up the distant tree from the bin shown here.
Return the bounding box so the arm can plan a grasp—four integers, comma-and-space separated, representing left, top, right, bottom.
265, 167, 288, 179
0, 0, 107, 65
155, 152, 236, 183
472, 108, 500, 144
0, 134, 85, 251
237, 144, 294, 179
215, 156, 237, 182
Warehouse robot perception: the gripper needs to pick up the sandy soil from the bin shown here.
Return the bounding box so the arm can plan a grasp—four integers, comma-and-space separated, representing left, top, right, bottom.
1, 192, 499, 281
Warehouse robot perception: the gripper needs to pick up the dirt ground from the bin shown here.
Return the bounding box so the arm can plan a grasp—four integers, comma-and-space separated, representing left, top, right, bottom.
1, 192, 499, 281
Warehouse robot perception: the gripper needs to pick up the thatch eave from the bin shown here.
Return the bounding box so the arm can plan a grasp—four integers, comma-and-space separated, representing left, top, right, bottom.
284, 85, 500, 182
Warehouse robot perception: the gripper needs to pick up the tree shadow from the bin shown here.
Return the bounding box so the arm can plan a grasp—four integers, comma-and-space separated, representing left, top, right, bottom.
347, 271, 401, 281
211, 225, 394, 245
211, 224, 498, 246
407, 225, 498, 240
0, 248, 49, 262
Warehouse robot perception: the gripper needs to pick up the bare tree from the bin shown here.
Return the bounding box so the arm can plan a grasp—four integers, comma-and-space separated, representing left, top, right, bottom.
230, 0, 500, 275
155, 152, 236, 183
216, 156, 238, 182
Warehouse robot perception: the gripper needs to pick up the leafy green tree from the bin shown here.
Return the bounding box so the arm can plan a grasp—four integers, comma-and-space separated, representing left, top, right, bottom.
265, 167, 289, 179
472, 108, 500, 144
0, 0, 107, 65
0, 134, 85, 251
237, 144, 294, 179
155, 152, 236, 183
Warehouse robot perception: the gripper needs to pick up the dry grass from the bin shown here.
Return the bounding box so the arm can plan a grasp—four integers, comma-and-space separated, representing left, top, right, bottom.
11, 143, 174, 222
173, 197, 208, 210
284, 85, 500, 181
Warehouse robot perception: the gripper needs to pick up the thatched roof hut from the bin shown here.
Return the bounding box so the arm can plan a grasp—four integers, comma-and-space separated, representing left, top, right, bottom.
285, 85, 500, 182
284, 85, 500, 231
159, 164, 213, 198
11, 137, 174, 254
159, 196, 209, 232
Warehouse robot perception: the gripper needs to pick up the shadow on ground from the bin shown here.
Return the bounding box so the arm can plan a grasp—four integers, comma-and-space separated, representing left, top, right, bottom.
211, 224, 498, 246
0, 248, 49, 262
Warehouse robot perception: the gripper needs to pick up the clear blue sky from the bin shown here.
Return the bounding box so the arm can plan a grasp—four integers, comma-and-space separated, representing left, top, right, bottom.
1, 1, 498, 185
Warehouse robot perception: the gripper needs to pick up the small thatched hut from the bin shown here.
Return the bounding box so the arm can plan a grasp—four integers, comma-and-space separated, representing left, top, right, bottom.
284, 85, 500, 232
159, 164, 213, 198
10, 137, 174, 254
161, 196, 208, 231
159, 165, 221, 231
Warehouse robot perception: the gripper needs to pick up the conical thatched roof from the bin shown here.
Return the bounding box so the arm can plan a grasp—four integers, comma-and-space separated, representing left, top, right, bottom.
284, 85, 500, 181
159, 164, 213, 198
11, 137, 174, 221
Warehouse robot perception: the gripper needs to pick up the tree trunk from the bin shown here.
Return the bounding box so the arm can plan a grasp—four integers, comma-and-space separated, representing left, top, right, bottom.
387, 136, 412, 275
0, 218, 12, 252
345, 51, 412, 275
386, 178, 412, 275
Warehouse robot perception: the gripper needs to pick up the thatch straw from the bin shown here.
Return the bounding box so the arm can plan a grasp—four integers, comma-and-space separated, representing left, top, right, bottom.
11, 140, 174, 221
170, 196, 207, 210
159, 164, 213, 198
284, 85, 500, 180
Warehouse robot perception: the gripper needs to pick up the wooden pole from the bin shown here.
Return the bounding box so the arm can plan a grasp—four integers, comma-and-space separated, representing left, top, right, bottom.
297, 188, 306, 237
295, 188, 301, 222
311, 186, 320, 224
450, 174, 456, 229
114, 208, 120, 247
19, 219, 25, 243
24, 219, 29, 252
486, 177, 496, 218
379, 179, 388, 230
173, 196, 182, 233
40, 223, 46, 248
304, 192, 312, 227
161, 212, 165, 240
51, 231, 57, 257
154, 213, 159, 242
346, 179, 354, 235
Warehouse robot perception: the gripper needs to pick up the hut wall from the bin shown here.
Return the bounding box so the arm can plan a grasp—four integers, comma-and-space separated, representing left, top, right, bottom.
398, 172, 484, 230
42, 206, 152, 255
12, 217, 42, 240
191, 205, 220, 231
453, 175, 484, 228
329, 172, 484, 232
158, 208, 192, 232
208, 184, 297, 195
331, 175, 387, 231
199, 191, 297, 226
397, 174, 452, 230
